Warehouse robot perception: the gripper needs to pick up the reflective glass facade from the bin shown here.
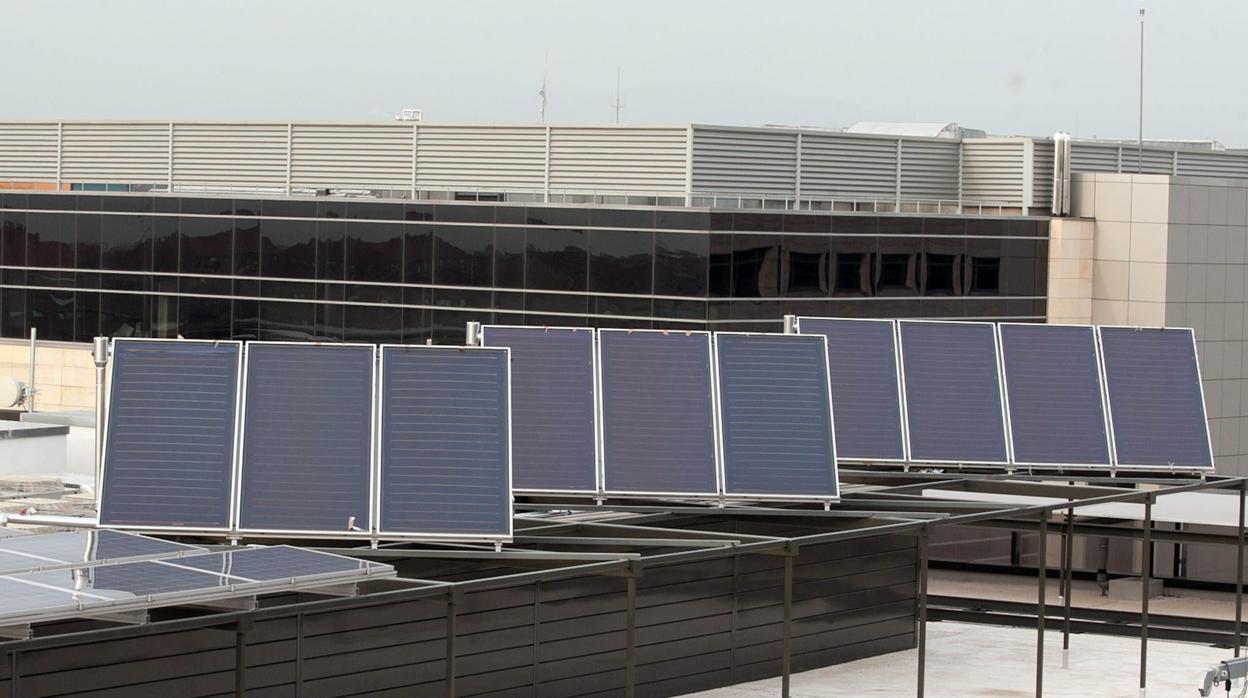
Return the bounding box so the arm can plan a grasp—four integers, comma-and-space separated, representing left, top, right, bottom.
0, 193, 1049, 344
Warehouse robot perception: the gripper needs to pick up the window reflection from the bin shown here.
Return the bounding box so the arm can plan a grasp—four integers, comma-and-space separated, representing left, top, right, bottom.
346, 222, 402, 283
179, 217, 231, 275
782, 235, 828, 297
589, 230, 652, 295
654, 232, 708, 297
731, 234, 780, 297
434, 225, 492, 287
526, 228, 586, 291
259, 220, 315, 279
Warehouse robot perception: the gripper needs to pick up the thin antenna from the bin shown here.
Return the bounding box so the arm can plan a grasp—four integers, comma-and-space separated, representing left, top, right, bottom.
539, 51, 548, 122
611, 67, 624, 124
1137, 6, 1144, 173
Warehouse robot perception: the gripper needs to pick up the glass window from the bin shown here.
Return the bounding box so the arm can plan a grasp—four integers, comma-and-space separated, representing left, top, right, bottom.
831, 216, 878, 236
878, 217, 922, 236
179, 297, 232, 339
27, 213, 75, 270
588, 229, 652, 295
654, 232, 708, 297
259, 219, 316, 279
526, 207, 588, 227
922, 238, 965, 296
1, 212, 27, 269
1000, 238, 1040, 296
965, 238, 1002, 295
259, 300, 316, 341
589, 209, 654, 229
874, 238, 919, 296
344, 304, 402, 344
75, 215, 101, 270
152, 215, 179, 274
731, 212, 782, 232
781, 235, 828, 297
317, 220, 345, 281
731, 234, 780, 297
179, 217, 231, 276
27, 290, 75, 342
592, 295, 651, 318
404, 224, 433, 285
434, 204, 495, 224
232, 218, 260, 277
260, 199, 314, 218
526, 293, 589, 315
433, 288, 491, 308
181, 198, 234, 216
708, 233, 731, 298
655, 210, 709, 231
345, 201, 403, 221
526, 228, 587, 291
75, 291, 100, 342
101, 215, 153, 272
434, 225, 492, 287
100, 293, 154, 338
431, 309, 491, 345
783, 214, 830, 233
653, 298, 707, 321
345, 222, 402, 283
494, 227, 525, 289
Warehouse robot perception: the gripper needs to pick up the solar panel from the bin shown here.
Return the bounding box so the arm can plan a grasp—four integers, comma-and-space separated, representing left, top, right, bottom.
379, 345, 512, 540
795, 317, 906, 461
898, 321, 1010, 464
999, 324, 1113, 467
100, 339, 242, 531
598, 329, 718, 496
479, 326, 597, 493
0, 530, 201, 576
714, 333, 839, 499
237, 343, 376, 535
1099, 326, 1214, 469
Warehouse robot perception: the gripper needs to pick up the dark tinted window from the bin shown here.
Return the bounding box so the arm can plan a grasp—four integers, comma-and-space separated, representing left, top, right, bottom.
27, 213, 75, 269
345, 222, 402, 283
654, 232, 707, 297
731, 234, 780, 297
179, 217, 232, 275
494, 227, 525, 288
317, 220, 345, 281
404, 224, 433, 284
259, 219, 315, 279
526, 228, 587, 291
100, 215, 152, 272
434, 225, 493, 286
589, 230, 652, 294
782, 235, 827, 297
75, 215, 101, 270
708, 233, 732, 298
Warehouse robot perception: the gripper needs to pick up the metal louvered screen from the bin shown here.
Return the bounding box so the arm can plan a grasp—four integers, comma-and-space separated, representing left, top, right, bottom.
796, 317, 906, 462
237, 343, 375, 535
714, 333, 838, 499
1099, 327, 1213, 469
480, 326, 597, 493
378, 346, 512, 539
598, 329, 718, 496
100, 339, 241, 530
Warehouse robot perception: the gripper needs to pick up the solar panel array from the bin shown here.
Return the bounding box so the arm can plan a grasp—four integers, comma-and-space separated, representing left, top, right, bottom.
796, 317, 1212, 471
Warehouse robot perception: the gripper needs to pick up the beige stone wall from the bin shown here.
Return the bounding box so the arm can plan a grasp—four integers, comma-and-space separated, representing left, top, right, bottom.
1045, 218, 1094, 324
0, 339, 97, 412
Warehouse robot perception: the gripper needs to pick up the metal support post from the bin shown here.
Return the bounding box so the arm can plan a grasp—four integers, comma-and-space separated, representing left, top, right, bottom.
783, 554, 794, 698
1140, 495, 1153, 693
1063, 505, 1074, 664
625, 575, 636, 698
447, 589, 459, 697
1237, 480, 1246, 657
917, 525, 929, 698
26, 328, 36, 413
92, 337, 109, 492
233, 617, 253, 698
1036, 513, 1047, 698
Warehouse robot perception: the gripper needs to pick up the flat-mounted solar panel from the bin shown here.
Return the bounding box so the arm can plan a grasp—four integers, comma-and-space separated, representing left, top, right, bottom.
1099, 326, 1214, 469
0, 530, 201, 576
237, 343, 376, 535
379, 345, 512, 540
714, 333, 839, 499
480, 326, 597, 493
898, 321, 1010, 464
795, 317, 906, 461
100, 339, 242, 531
598, 329, 718, 496
999, 324, 1112, 467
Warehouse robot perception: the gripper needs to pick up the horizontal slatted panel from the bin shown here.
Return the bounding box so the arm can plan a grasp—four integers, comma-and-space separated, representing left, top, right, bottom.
691, 128, 796, 195
239, 343, 375, 533
548, 127, 687, 192
1031, 140, 1054, 209
171, 123, 288, 186
0, 123, 59, 181
60, 123, 169, 183
1070, 142, 1121, 173
800, 133, 897, 199
898, 139, 959, 201
1119, 148, 1175, 175
379, 346, 511, 538
415, 125, 546, 190
100, 340, 241, 529
961, 140, 1025, 204
290, 124, 414, 189
1178, 151, 1248, 179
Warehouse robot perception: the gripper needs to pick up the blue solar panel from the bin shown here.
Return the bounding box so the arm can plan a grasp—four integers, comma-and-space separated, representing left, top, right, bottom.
480, 326, 597, 493
598, 330, 718, 495
899, 321, 1009, 463
999, 324, 1112, 466
1099, 327, 1213, 468
715, 333, 838, 498
796, 317, 905, 461
238, 343, 375, 534
379, 346, 512, 538
100, 339, 241, 530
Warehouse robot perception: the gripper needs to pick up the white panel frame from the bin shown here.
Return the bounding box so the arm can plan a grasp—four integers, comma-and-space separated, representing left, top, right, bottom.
479, 324, 600, 496
98, 338, 244, 536
794, 317, 909, 464
1096, 325, 1215, 472
376, 344, 514, 543
596, 328, 721, 499
232, 341, 379, 538
712, 331, 840, 503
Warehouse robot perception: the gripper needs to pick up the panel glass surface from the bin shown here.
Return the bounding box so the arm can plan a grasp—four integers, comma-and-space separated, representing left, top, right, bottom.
1099, 327, 1213, 468
379, 346, 512, 537
480, 326, 597, 492
171, 545, 384, 580
0, 530, 201, 575
598, 330, 718, 494
796, 318, 905, 461
999, 324, 1112, 466
100, 339, 241, 529
715, 333, 838, 498
239, 343, 375, 533
899, 321, 1009, 463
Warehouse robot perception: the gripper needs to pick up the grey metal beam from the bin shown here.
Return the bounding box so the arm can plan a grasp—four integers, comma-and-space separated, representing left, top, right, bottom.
311, 548, 642, 562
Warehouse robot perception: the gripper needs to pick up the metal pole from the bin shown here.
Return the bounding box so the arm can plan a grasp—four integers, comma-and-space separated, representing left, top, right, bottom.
1037, 514, 1047, 698
782, 554, 793, 698
1140, 495, 1153, 693
917, 525, 929, 698
1237, 480, 1246, 657
1063, 505, 1074, 664
1137, 7, 1145, 174
26, 328, 36, 413
92, 337, 109, 493
234, 629, 247, 698
447, 591, 458, 698
625, 575, 636, 698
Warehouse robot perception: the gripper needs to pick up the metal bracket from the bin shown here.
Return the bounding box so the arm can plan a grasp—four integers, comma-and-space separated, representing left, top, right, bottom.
189, 597, 258, 612
302, 583, 360, 598
0, 624, 31, 640
86, 610, 149, 626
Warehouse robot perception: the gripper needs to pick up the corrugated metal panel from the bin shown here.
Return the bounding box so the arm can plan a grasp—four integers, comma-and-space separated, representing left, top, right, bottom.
415, 125, 546, 190
171, 123, 288, 186
0, 123, 59, 181
691, 127, 796, 195
801, 133, 897, 199
961, 140, 1026, 205
290, 123, 414, 189
899, 139, 959, 201
549, 126, 687, 192
1178, 151, 1248, 179
1031, 140, 1054, 209
1119, 148, 1175, 175
1070, 143, 1121, 173
60, 122, 168, 184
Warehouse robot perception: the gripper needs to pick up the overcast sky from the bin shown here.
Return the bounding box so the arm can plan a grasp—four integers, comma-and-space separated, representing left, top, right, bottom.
6, 0, 1246, 143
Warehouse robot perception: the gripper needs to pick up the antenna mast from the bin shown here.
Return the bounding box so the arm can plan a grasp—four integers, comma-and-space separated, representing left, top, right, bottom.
612, 67, 624, 124
538, 52, 548, 122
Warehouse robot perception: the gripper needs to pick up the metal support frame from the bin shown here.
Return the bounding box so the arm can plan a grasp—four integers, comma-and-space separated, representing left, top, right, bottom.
233, 617, 253, 698
917, 524, 929, 698
1036, 513, 1046, 698
1238, 480, 1246, 657
1140, 494, 1153, 693
782, 553, 794, 698
1063, 504, 1074, 661
625, 574, 637, 698
446, 588, 461, 697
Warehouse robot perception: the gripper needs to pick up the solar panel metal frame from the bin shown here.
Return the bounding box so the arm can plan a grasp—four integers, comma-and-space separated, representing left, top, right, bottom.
231, 341, 379, 539
713, 331, 840, 502
479, 324, 600, 496
97, 337, 244, 535
896, 319, 1013, 466
793, 317, 909, 464
595, 328, 722, 499
376, 344, 514, 542
0, 531, 207, 577
1096, 324, 1215, 471
997, 322, 1116, 470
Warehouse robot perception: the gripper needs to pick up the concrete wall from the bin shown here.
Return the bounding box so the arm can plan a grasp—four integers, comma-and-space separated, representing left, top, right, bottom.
0, 339, 97, 413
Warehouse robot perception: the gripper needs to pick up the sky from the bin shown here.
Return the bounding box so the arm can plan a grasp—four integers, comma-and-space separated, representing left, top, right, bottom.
5, 0, 1247, 143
